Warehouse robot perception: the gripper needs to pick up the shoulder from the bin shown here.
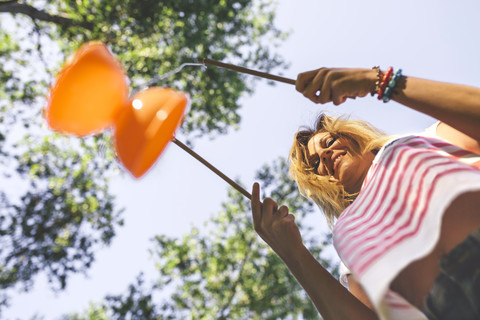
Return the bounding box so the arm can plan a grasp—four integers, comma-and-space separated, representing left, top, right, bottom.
369, 135, 463, 174
382, 135, 449, 152
436, 122, 480, 155
374, 135, 438, 162
415, 121, 480, 154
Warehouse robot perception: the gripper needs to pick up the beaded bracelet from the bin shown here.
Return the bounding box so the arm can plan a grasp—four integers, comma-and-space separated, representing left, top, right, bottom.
382, 69, 403, 103
377, 67, 393, 100
371, 66, 381, 96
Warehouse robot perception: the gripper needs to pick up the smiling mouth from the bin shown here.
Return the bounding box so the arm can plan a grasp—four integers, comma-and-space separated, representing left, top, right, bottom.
332, 152, 347, 174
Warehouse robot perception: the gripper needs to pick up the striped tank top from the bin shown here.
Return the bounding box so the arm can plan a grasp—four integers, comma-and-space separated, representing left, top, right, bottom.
333, 135, 480, 320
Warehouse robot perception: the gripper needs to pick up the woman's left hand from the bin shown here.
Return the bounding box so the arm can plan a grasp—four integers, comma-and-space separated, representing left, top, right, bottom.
296, 68, 377, 105
251, 183, 304, 263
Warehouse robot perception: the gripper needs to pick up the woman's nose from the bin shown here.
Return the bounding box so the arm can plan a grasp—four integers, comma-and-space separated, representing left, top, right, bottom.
316, 149, 332, 175
319, 149, 332, 161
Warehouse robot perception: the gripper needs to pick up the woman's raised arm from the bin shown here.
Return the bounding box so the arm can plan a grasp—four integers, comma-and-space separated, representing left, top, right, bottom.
251, 183, 378, 320
295, 68, 480, 147
393, 76, 480, 151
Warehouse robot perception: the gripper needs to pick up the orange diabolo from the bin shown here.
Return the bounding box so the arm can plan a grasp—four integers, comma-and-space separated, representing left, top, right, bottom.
44, 41, 190, 178
115, 87, 189, 178
45, 41, 129, 136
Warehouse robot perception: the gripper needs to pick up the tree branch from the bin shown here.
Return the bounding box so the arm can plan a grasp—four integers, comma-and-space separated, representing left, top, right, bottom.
0, 1, 93, 30
218, 239, 254, 320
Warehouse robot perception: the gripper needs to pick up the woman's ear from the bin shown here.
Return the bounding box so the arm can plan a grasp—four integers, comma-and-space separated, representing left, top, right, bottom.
328, 176, 339, 183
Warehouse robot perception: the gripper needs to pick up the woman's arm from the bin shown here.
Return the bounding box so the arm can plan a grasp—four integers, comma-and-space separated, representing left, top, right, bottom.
251, 183, 378, 320
435, 122, 480, 154
347, 275, 375, 310
393, 76, 480, 146
295, 68, 480, 147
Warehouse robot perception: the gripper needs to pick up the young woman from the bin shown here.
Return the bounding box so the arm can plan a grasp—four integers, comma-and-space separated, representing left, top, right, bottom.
251, 67, 480, 320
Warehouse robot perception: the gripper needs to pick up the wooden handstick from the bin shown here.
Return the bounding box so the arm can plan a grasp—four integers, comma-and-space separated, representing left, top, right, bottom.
172, 138, 252, 200
198, 57, 296, 85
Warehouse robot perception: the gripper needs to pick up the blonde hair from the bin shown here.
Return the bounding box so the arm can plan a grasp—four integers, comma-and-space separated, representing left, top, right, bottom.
289, 114, 393, 228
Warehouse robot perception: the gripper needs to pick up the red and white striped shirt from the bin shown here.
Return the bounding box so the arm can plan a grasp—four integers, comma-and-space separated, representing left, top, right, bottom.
333, 135, 480, 319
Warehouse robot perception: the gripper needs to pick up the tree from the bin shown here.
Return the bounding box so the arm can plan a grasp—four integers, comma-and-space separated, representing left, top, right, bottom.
0, 0, 288, 312
65, 158, 338, 320
0, 16, 124, 310
0, 0, 288, 136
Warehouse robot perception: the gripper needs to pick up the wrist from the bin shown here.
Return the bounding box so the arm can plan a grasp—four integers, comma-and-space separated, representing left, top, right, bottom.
369, 66, 381, 96
369, 66, 403, 102
281, 244, 312, 270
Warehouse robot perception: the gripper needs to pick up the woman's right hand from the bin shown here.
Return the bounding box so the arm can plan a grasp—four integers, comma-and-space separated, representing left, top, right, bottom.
251, 183, 304, 262
295, 68, 377, 105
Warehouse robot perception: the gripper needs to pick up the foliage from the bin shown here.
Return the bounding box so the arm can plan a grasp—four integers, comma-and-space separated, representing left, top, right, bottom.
0, 134, 122, 290
2, 0, 289, 137
55, 0, 288, 137
0, 0, 287, 313
66, 158, 337, 320
63, 274, 158, 320
0, 25, 124, 318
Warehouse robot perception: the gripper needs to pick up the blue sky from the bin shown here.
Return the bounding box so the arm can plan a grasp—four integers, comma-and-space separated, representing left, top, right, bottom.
5, 0, 480, 318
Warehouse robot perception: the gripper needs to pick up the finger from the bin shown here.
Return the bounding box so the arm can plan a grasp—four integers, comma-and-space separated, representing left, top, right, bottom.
263, 198, 278, 217
303, 68, 328, 104
295, 74, 305, 93
260, 198, 278, 232
286, 213, 296, 222
332, 91, 348, 106
317, 71, 333, 104
303, 84, 321, 104
251, 183, 262, 227
333, 97, 347, 106
295, 70, 317, 93
277, 205, 289, 218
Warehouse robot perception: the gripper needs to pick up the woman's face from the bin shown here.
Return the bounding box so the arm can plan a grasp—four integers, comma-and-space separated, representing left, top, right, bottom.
306, 131, 374, 193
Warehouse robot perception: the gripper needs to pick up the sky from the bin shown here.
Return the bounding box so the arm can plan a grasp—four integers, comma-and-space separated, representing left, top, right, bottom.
5, 0, 480, 318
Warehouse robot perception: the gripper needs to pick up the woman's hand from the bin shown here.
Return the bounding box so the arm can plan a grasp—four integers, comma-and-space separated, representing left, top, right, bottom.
251, 183, 304, 262
251, 184, 380, 320
296, 68, 377, 105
